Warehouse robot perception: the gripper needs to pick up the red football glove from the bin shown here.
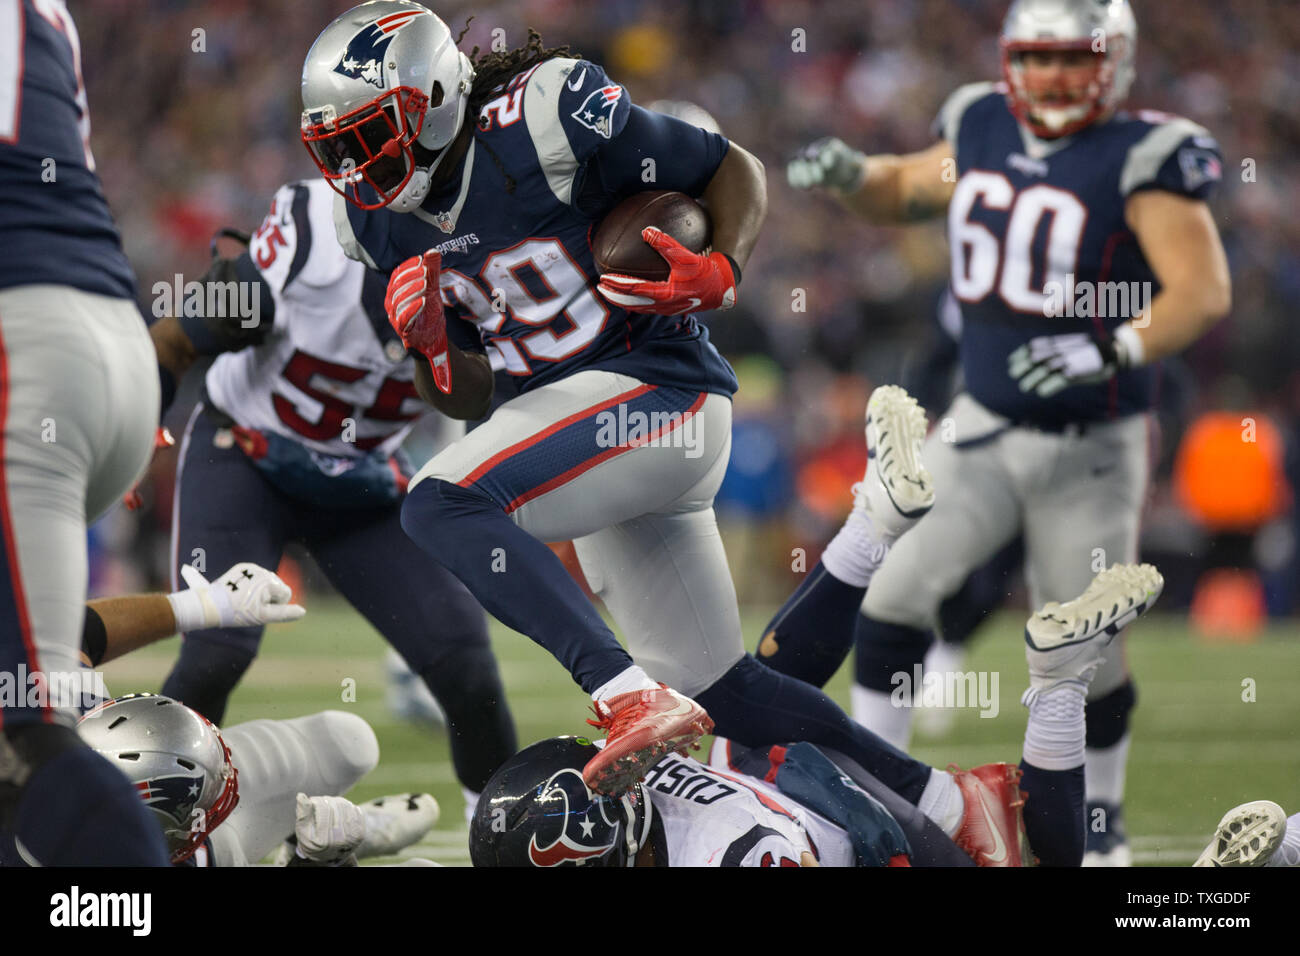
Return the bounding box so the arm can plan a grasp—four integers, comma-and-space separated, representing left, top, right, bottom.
385, 250, 452, 394
597, 227, 738, 316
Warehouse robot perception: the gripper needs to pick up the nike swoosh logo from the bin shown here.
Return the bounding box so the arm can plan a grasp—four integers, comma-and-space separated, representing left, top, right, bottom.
977, 787, 1008, 864
686, 297, 702, 310
567, 67, 587, 90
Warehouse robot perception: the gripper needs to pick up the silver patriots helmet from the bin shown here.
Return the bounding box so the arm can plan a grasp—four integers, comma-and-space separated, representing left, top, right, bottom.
300, 1, 475, 212
77, 694, 239, 864
1000, 0, 1137, 139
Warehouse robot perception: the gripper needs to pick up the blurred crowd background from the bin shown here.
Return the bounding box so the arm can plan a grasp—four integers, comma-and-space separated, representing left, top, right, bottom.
78, 0, 1300, 632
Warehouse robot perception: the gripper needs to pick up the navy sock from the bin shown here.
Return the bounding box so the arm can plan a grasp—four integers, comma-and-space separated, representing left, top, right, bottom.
401, 479, 633, 694
695, 654, 932, 803
419, 644, 518, 792
6, 726, 168, 865
1085, 680, 1137, 749
161, 639, 256, 724
1019, 760, 1086, 866
755, 562, 864, 687
853, 614, 932, 692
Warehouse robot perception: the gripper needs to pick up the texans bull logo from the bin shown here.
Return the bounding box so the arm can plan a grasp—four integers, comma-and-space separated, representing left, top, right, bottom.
526, 768, 622, 866
333, 9, 428, 89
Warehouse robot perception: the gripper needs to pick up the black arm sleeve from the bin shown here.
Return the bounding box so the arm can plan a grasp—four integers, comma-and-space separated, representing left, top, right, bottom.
81, 606, 107, 667
571, 105, 731, 219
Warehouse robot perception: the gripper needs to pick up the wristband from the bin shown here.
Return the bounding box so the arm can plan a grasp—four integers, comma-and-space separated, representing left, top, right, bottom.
167, 585, 218, 633
1113, 322, 1146, 368
721, 253, 742, 286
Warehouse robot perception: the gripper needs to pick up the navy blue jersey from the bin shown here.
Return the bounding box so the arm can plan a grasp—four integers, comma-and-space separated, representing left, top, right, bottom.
335, 58, 738, 402
938, 82, 1223, 427
0, 0, 135, 299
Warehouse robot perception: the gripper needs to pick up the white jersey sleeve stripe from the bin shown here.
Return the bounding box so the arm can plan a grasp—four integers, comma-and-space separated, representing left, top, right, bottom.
523, 57, 581, 206
1119, 116, 1212, 196
934, 80, 999, 146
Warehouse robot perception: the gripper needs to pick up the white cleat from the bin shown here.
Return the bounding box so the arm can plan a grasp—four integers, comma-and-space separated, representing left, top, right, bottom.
358, 792, 441, 859
1194, 801, 1287, 867
855, 385, 934, 538
1025, 564, 1163, 694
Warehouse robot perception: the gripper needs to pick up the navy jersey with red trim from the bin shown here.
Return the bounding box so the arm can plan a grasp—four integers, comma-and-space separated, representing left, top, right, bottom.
336, 57, 738, 402
939, 82, 1223, 427
0, 0, 136, 300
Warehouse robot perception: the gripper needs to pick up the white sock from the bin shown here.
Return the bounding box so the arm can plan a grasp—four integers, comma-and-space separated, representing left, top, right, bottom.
1266, 813, 1300, 867
1084, 734, 1130, 805
1021, 683, 1086, 771
917, 767, 964, 837
851, 682, 913, 750
821, 511, 890, 589
592, 665, 659, 702
462, 787, 480, 826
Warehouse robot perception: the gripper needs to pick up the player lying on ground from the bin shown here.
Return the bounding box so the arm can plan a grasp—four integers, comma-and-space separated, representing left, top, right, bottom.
470, 735, 968, 867
74, 694, 438, 867
469, 546, 1163, 870
298, 2, 984, 806
1195, 801, 1300, 868
5, 567, 431, 868
786, 0, 1230, 866
149, 173, 517, 811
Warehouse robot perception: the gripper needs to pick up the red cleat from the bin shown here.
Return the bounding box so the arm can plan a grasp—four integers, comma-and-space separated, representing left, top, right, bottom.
583, 684, 713, 795
949, 762, 1034, 867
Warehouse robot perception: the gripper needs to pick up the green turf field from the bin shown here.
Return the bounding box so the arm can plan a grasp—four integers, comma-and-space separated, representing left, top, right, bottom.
101, 598, 1300, 866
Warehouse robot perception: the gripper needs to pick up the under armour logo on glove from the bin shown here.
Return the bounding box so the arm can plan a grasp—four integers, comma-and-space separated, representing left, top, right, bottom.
597, 228, 739, 316
167, 563, 306, 632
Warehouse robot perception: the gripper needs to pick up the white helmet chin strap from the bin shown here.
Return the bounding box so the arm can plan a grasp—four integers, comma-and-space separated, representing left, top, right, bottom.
387, 166, 431, 214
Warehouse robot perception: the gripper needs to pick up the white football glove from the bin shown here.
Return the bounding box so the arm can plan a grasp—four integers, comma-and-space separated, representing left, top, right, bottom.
167, 562, 306, 633
293, 793, 366, 864
1008, 333, 1121, 398
786, 137, 868, 193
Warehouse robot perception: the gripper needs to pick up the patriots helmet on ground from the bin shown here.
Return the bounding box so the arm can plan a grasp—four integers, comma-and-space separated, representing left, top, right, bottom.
470, 737, 653, 867
1000, 0, 1137, 139
77, 694, 239, 864
301, 1, 474, 212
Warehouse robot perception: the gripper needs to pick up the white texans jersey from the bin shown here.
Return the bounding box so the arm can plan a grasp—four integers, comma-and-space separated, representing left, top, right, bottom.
642, 752, 853, 867
204, 178, 426, 459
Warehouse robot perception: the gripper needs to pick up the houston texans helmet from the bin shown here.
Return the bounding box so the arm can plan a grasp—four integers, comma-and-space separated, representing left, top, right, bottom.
301, 1, 475, 212
77, 694, 239, 864
1000, 0, 1137, 139
470, 737, 654, 867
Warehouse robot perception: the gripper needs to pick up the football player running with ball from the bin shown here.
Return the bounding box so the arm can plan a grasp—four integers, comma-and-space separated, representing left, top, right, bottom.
298, 1, 975, 809
786, 0, 1231, 865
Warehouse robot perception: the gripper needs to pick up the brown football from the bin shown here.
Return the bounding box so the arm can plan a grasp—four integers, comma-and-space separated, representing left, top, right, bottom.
592, 191, 712, 281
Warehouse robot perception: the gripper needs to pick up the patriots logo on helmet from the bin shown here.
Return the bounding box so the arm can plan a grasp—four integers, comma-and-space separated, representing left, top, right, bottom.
526, 768, 621, 866
136, 773, 205, 828
570, 84, 623, 139
333, 9, 428, 89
